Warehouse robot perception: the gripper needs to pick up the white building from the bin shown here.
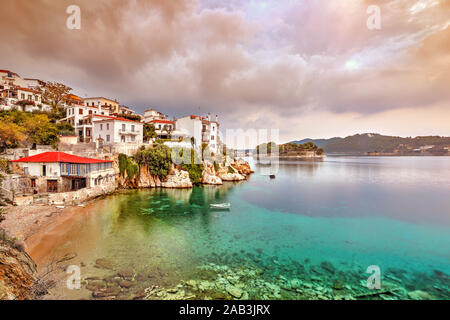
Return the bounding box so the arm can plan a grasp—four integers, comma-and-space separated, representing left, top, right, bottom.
0, 69, 28, 90
147, 119, 175, 139
88, 114, 144, 145
61, 104, 111, 142
144, 107, 168, 123
117, 105, 136, 116
84, 97, 120, 114
0, 69, 51, 111
11, 151, 115, 193
175, 114, 220, 154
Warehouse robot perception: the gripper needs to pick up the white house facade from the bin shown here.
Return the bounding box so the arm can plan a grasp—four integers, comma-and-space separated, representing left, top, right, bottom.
11, 151, 115, 193
90, 115, 144, 145
175, 114, 220, 154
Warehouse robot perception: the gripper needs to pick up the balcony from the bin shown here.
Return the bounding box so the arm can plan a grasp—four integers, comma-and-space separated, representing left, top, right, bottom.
119, 129, 140, 135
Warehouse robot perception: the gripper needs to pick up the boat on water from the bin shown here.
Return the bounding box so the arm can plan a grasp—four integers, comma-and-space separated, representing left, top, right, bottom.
210, 203, 231, 209
270, 174, 276, 179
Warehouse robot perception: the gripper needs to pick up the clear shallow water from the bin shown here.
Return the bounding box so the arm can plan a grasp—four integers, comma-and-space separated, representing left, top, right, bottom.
31, 156, 450, 299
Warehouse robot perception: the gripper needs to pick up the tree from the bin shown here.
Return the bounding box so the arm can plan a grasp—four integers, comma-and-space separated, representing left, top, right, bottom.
0, 120, 26, 150
143, 123, 157, 142
41, 82, 72, 110
134, 144, 172, 179
163, 125, 173, 140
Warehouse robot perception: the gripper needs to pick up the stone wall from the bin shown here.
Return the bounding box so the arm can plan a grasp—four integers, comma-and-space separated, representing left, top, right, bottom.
47, 183, 116, 206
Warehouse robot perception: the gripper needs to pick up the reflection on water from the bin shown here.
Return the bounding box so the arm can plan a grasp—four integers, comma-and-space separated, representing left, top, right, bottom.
28, 157, 450, 300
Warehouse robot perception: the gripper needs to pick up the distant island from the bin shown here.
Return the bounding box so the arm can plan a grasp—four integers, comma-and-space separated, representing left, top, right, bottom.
291, 133, 450, 156
254, 141, 324, 159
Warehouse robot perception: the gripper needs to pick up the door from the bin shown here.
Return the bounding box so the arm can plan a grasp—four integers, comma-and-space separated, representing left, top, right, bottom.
47, 180, 58, 193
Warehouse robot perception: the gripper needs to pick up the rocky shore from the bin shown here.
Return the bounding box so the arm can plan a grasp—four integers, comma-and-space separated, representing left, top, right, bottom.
119, 156, 253, 189
46, 257, 448, 300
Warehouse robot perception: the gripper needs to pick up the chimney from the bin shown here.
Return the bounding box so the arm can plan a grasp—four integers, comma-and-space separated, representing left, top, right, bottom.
207, 112, 211, 121
215, 115, 218, 122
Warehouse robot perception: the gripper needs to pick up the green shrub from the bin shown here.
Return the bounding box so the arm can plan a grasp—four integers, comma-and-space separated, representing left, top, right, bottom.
118, 154, 128, 177
213, 161, 219, 173
126, 160, 139, 179
181, 164, 204, 185
134, 144, 172, 179
228, 166, 235, 174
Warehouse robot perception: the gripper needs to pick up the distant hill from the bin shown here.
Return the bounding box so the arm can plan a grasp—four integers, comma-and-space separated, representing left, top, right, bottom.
291, 138, 340, 148
290, 133, 450, 154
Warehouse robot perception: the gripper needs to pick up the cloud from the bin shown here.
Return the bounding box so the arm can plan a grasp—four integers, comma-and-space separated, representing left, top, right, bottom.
0, 0, 449, 142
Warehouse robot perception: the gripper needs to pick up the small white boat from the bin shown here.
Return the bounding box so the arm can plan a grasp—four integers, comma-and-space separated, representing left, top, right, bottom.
210, 203, 231, 209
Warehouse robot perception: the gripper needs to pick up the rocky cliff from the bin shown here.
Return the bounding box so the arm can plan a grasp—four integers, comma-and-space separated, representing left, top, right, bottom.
118, 157, 252, 189
118, 164, 193, 189
0, 235, 37, 300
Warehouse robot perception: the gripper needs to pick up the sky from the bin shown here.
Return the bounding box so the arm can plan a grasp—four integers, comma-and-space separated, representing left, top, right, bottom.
0, 0, 449, 145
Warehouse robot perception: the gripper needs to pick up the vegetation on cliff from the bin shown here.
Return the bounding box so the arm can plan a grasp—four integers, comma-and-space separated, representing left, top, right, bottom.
134, 144, 172, 179
0, 110, 74, 151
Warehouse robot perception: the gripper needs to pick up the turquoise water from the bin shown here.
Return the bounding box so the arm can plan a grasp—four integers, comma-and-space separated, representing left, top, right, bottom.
37, 156, 450, 299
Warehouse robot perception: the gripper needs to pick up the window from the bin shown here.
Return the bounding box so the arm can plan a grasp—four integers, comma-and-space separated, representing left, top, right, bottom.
131, 125, 135, 132
24, 167, 29, 175
21, 93, 25, 99
35, 96, 38, 101
106, 134, 110, 142
28, 94, 32, 100
31, 179, 36, 188
79, 109, 83, 115
211, 135, 215, 141
106, 123, 109, 130
122, 124, 125, 131
100, 124, 103, 130
121, 136, 125, 143
70, 164, 77, 175
131, 136, 135, 142
89, 110, 92, 115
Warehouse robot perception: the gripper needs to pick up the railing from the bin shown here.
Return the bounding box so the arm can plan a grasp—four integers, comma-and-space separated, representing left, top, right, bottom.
119, 129, 140, 135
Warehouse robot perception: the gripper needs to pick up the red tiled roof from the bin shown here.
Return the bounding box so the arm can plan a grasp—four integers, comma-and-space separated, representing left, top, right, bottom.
148, 119, 174, 124
17, 87, 39, 93
11, 152, 112, 164
84, 114, 141, 123
65, 94, 82, 101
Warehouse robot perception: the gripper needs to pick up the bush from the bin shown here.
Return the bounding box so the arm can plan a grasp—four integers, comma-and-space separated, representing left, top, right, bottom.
181, 163, 204, 185
134, 144, 172, 179
126, 159, 139, 179
118, 154, 128, 177
213, 161, 219, 173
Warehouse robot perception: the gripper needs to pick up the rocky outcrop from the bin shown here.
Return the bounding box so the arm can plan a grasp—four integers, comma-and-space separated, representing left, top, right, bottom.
133, 165, 192, 189
119, 157, 252, 189
217, 172, 246, 182
0, 236, 37, 300
216, 162, 246, 182
232, 158, 254, 176
201, 161, 223, 185
161, 168, 192, 189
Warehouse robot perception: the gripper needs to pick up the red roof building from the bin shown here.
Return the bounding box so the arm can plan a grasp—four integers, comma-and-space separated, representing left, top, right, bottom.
11, 152, 112, 164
